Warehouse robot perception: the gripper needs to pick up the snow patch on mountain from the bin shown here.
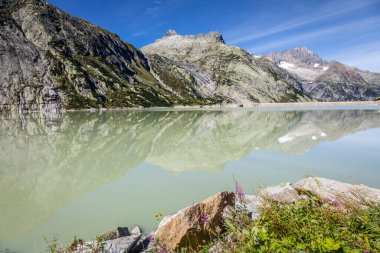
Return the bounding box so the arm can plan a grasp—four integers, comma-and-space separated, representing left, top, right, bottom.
279, 61, 295, 70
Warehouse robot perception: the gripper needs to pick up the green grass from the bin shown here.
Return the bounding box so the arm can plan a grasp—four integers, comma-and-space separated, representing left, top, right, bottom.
198, 194, 380, 253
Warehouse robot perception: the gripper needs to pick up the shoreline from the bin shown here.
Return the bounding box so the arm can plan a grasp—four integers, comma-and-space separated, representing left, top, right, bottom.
68, 101, 380, 111
38, 177, 380, 253
1, 101, 379, 118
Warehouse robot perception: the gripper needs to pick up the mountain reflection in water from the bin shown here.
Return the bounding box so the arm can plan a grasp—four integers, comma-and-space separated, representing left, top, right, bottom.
1, 109, 379, 252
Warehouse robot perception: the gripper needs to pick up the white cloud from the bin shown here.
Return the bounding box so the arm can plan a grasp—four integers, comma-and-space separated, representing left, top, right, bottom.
327, 41, 380, 72
226, 0, 379, 45
246, 16, 380, 53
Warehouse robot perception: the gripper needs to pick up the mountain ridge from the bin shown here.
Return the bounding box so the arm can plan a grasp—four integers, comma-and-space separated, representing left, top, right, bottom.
266, 47, 380, 101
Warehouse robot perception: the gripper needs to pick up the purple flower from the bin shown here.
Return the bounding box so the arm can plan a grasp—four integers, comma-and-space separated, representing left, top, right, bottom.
157, 248, 167, 253
233, 176, 245, 200
146, 234, 155, 242
200, 214, 209, 224
364, 250, 371, 253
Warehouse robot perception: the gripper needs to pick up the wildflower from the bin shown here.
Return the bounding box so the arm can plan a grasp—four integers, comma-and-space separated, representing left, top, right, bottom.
146, 234, 155, 242
157, 247, 167, 253
200, 214, 209, 224
364, 250, 371, 253
233, 175, 245, 200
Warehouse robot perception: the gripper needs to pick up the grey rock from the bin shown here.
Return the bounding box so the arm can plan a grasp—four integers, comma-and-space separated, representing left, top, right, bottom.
116, 227, 131, 238
130, 233, 154, 253
102, 227, 130, 241
259, 182, 300, 203
293, 177, 380, 205
104, 234, 142, 253
130, 226, 141, 235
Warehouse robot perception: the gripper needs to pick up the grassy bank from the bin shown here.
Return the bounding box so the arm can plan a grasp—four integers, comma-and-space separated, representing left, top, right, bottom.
195, 194, 380, 253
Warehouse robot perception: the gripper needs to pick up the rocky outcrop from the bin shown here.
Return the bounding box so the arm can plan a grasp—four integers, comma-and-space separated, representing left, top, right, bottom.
266, 47, 380, 101
104, 233, 142, 253
293, 177, 380, 205
142, 30, 311, 105
243, 177, 380, 218
154, 191, 235, 252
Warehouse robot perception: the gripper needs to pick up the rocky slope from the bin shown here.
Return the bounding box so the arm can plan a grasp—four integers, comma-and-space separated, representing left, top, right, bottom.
266, 47, 380, 101
142, 30, 310, 105
0, 0, 182, 114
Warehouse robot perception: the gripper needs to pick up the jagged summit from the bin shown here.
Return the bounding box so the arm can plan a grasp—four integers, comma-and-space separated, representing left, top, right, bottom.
293, 47, 314, 53
267, 47, 324, 66
154, 30, 225, 45
204, 31, 225, 44
164, 29, 177, 37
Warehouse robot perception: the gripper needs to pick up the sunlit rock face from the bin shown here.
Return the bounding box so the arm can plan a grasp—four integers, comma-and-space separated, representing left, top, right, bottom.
266, 48, 380, 101
0, 0, 179, 114
142, 30, 310, 105
1, 109, 380, 238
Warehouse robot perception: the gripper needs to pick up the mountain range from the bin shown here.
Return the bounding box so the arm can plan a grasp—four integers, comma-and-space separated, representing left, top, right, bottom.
1, 0, 379, 113
266, 47, 380, 101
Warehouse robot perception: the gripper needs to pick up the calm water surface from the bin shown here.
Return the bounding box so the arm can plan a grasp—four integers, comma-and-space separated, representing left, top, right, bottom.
1, 107, 380, 252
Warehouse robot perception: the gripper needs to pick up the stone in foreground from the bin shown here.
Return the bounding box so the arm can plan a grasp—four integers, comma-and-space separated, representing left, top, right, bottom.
294, 177, 380, 205
155, 191, 235, 252
104, 233, 142, 253
259, 182, 300, 203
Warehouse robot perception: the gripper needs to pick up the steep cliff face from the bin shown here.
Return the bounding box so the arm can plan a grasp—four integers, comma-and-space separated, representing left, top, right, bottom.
142, 30, 310, 104
266, 47, 380, 101
0, 0, 178, 113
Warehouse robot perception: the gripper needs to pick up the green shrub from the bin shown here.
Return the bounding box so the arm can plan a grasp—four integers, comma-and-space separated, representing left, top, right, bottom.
202, 195, 380, 253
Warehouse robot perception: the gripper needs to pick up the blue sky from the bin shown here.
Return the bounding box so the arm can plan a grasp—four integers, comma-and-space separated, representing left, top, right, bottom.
49, 0, 380, 72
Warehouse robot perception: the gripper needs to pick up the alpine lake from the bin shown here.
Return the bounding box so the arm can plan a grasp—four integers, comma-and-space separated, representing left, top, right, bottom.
1, 105, 380, 252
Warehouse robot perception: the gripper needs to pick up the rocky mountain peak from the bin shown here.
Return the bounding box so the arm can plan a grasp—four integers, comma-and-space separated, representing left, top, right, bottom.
294, 47, 314, 54
164, 29, 177, 37
158, 30, 225, 44
266, 47, 326, 73
204, 31, 225, 44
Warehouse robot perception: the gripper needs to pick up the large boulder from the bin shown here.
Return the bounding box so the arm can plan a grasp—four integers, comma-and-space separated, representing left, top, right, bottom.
259, 182, 300, 203
104, 233, 142, 253
293, 177, 380, 205
155, 191, 235, 252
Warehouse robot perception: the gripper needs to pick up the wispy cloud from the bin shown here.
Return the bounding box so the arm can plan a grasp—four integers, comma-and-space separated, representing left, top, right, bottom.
226, 0, 379, 45
144, 0, 187, 17
130, 21, 167, 38
247, 15, 380, 53
327, 41, 380, 72
145, 0, 163, 16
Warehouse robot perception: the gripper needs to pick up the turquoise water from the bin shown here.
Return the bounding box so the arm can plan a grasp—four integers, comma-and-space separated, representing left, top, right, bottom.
0, 107, 380, 252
